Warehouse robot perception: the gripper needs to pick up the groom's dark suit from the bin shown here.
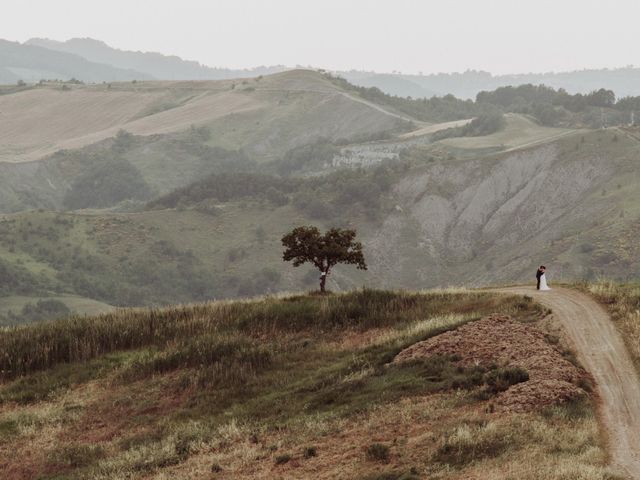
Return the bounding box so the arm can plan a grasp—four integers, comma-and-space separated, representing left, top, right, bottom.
536, 269, 543, 290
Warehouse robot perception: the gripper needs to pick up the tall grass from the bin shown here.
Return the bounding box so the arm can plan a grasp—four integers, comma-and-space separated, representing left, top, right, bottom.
585, 281, 640, 367
116, 335, 272, 387
0, 289, 526, 380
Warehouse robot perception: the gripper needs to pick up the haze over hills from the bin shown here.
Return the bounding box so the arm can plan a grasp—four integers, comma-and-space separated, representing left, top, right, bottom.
342, 68, 640, 100
26, 37, 287, 80
0, 39, 151, 84
4, 37, 640, 100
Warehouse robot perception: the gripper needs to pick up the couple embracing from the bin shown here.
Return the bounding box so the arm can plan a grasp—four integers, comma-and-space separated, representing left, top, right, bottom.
536, 266, 551, 291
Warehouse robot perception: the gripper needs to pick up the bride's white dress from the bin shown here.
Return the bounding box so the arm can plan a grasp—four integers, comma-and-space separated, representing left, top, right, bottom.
539, 273, 551, 291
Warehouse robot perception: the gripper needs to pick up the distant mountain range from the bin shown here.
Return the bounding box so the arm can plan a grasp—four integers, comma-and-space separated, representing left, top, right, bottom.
0, 39, 150, 84
26, 37, 288, 81
2, 37, 640, 99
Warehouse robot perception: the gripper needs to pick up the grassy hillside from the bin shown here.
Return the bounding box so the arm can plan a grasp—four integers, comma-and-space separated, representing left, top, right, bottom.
0, 202, 375, 321
0, 70, 408, 164
2, 126, 640, 323
0, 128, 258, 213
0, 289, 615, 479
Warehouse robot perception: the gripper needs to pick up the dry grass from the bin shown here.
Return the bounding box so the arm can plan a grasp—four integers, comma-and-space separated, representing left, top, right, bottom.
144, 394, 615, 480
584, 281, 640, 368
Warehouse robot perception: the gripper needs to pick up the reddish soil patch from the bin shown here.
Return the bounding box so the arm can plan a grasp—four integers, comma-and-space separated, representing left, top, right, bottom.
64, 374, 192, 444
394, 314, 590, 411
329, 327, 392, 350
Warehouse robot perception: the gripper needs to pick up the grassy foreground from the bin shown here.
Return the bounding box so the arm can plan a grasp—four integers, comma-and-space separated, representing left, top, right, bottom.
0, 289, 616, 479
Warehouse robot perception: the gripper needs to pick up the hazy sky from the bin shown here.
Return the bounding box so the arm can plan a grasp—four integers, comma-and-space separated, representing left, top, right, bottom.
2, 0, 639, 74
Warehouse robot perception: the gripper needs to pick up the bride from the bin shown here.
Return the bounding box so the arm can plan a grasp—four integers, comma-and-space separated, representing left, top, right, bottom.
539, 266, 551, 291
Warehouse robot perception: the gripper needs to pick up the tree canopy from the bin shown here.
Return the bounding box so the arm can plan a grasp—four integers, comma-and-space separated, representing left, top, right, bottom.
282, 226, 367, 292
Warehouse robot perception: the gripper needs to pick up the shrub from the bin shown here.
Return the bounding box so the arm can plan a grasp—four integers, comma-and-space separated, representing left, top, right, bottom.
365, 443, 390, 463
275, 454, 291, 465
433, 422, 511, 466
431, 112, 506, 140
49, 444, 106, 468
303, 446, 317, 458
484, 367, 529, 394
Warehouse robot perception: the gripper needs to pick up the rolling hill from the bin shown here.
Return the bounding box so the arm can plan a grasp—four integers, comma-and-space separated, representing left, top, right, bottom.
0, 70, 409, 165
1, 69, 640, 324
0, 70, 413, 216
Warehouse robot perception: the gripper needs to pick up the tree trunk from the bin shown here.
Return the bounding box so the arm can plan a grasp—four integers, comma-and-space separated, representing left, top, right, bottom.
319, 270, 328, 293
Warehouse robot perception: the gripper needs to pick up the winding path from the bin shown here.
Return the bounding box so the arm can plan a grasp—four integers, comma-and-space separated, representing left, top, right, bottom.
497, 286, 640, 479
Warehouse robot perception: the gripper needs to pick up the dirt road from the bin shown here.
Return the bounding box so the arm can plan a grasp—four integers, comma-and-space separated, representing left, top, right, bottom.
497, 286, 640, 478
398, 118, 473, 139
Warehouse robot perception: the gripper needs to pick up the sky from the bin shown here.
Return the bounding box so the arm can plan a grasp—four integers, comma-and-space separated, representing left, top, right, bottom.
2, 0, 639, 75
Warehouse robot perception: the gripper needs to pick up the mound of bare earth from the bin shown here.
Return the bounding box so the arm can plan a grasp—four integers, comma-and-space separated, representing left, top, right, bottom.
394, 314, 590, 411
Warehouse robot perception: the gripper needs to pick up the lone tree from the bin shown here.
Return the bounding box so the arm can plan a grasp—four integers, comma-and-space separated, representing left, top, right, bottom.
282, 226, 367, 293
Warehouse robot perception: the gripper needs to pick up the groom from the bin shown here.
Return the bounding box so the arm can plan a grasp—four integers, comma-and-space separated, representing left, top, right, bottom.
536, 266, 546, 290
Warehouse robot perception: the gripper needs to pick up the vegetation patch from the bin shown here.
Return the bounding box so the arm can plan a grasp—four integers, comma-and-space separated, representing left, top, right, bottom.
432, 421, 512, 466
365, 442, 390, 463
274, 453, 291, 465
115, 336, 273, 387
148, 163, 405, 221
48, 444, 106, 469
430, 112, 506, 141
0, 353, 131, 404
